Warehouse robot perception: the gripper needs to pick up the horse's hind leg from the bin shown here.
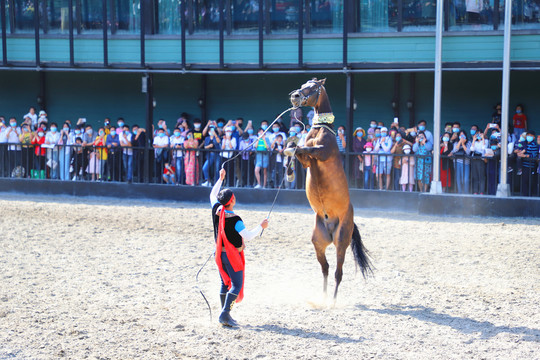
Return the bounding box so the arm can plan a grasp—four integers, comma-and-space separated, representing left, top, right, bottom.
312, 214, 332, 296
333, 208, 354, 300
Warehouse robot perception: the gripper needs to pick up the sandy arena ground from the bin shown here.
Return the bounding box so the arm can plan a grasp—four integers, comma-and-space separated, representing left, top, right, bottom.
0, 193, 539, 359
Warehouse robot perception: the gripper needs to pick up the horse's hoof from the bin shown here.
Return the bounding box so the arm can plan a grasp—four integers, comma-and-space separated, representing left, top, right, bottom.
283, 148, 296, 157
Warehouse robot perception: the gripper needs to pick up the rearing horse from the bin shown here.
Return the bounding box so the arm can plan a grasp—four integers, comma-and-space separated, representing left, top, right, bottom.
284, 78, 372, 300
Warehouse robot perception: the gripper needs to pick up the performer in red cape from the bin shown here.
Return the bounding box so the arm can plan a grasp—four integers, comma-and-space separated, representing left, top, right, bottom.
210, 168, 269, 327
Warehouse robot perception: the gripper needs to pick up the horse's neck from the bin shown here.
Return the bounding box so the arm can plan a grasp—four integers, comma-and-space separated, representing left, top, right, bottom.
315, 89, 332, 115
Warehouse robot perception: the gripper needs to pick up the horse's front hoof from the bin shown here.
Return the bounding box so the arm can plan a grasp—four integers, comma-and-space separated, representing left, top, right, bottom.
283, 148, 296, 157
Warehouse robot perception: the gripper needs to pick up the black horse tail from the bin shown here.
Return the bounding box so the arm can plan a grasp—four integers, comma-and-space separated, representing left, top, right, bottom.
351, 223, 373, 279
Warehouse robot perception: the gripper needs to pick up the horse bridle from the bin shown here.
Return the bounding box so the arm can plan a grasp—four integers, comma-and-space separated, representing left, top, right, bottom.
290, 81, 323, 108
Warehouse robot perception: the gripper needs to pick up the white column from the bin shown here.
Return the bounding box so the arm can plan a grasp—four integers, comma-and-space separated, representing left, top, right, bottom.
497, 0, 513, 197
430, 0, 444, 194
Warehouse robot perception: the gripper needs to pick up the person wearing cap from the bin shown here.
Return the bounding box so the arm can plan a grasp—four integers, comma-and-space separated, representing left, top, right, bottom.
37, 110, 48, 128
210, 168, 269, 327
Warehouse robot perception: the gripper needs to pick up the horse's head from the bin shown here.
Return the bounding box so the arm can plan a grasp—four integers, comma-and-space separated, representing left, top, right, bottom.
289, 78, 326, 109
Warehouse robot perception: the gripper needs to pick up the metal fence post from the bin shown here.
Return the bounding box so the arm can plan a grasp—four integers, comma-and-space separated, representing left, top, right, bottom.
496, 0, 512, 197
430, 0, 443, 194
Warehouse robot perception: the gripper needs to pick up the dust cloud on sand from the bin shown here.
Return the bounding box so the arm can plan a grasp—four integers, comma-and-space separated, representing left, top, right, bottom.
0, 194, 539, 359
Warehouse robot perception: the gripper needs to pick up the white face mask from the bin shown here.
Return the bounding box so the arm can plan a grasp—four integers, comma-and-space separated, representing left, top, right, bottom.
404, 149, 411, 154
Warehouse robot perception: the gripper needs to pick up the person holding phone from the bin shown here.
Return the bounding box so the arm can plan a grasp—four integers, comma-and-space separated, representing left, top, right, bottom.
469, 130, 486, 195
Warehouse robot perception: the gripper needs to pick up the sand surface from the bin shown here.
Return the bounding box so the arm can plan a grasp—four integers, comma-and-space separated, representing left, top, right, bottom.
0, 193, 539, 359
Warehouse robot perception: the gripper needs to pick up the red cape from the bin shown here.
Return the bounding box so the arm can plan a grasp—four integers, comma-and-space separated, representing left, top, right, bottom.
215, 206, 245, 302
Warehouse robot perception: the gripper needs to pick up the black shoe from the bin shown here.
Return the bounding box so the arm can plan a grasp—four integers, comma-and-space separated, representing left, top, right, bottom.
219, 293, 238, 327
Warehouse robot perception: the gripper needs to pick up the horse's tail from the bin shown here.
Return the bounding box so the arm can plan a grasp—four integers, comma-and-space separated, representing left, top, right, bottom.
351, 223, 373, 279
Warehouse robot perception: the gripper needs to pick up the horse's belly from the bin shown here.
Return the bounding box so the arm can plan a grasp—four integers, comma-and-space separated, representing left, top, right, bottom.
305, 167, 350, 218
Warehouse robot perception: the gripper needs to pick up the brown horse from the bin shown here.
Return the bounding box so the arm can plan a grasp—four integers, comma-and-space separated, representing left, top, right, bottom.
284, 78, 372, 300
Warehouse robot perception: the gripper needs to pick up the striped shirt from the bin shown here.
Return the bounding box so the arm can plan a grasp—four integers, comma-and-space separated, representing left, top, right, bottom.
522, 141, 539, 168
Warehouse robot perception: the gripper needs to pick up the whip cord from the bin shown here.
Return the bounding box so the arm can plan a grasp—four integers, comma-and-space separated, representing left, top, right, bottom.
195, 252, 214, 322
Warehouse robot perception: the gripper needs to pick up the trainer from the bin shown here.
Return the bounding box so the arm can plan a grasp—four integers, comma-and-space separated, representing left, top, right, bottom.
210, 168, 269, 327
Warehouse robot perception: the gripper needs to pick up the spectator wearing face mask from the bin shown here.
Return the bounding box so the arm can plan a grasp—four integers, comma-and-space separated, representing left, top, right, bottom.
192, 118, 204, 146
452, 130, 472, 194
413, 131, 432, 193
363, 141, 374, 190
449, 122, 462, 144
400, 144, 415, 192
440, 132, 454, 192
367, 120, 377, 137
119, 125, 133, 183
131, 125, 146, 182
238, 132, 254, 187
391, 131, 412, 191
163, 162, 176, 185
31, 126, 47, 178
268, 123, 287, 187
19, 124, 33, 176
44, 122, 61, 179
404, 126, 418, 143
220, 127, 236, 187
58, 122, 75, 181
254, 128, 271, 189
154, 119, 170, 138
89, 127, 107, 181
6, 118, 22, 174
0, 121, 8, 177
184, 130, 200, 186
171, 127, 186, 185
415, 120, 434, 151
517, 131, 538, 196
336, 126, 346, 153
271, 134, 285, 187
352, 127, 366, 188
233, 118, 246, 187
374, 127, 393, 190
512, 104, 527, 139
469, 130, 486, 195
202, 125, 221, 187
106, 126, 122, 182
485, 139, 501, 195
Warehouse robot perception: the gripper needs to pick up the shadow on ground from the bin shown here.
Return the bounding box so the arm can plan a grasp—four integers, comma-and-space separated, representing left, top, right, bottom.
357, 304, 540, 342
245, 323, 366, 343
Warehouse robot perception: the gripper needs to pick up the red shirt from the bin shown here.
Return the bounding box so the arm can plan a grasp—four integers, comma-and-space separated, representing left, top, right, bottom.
163, 166, 175, 175
513, 113, 527, 129
31, 136, 46, 156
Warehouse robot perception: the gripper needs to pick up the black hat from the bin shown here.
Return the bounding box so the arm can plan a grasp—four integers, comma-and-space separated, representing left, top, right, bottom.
217, 188, 234, 205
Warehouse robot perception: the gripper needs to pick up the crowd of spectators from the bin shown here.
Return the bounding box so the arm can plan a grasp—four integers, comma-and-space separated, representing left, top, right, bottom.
1, 103, 539, 197
350, 103, 540, 197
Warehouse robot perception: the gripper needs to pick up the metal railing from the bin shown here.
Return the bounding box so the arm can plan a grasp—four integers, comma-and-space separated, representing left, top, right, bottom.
1, 143, 539, 197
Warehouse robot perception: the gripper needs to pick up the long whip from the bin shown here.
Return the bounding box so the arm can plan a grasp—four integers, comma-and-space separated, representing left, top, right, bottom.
196, 106, 297, 322
195, 252, 214, 322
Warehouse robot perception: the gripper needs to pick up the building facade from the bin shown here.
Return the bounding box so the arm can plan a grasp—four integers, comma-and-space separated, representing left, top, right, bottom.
1, 0, 539, 139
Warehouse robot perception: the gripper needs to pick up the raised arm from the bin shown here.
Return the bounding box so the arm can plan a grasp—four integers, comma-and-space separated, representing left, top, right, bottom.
210, 169, 226, 206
